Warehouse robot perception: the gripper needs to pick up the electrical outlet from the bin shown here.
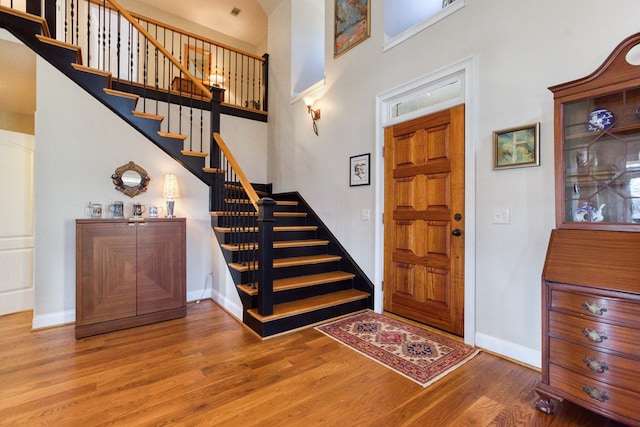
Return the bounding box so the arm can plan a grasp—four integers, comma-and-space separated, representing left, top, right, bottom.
361, 209, 370, 221
492, 208, 510, 224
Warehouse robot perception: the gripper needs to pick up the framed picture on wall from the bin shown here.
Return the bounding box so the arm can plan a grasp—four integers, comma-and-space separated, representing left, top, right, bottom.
184, 44, 210, 80
493, 123, 540, 170
350, 153, 370, 186
334, 0, 370, 58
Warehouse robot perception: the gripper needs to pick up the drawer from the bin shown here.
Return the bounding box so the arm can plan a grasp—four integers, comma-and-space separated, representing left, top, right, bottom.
549, 337, 640, 393
551, 288, 640, 326
549, 311, 640, 356
549, 364, 640, 424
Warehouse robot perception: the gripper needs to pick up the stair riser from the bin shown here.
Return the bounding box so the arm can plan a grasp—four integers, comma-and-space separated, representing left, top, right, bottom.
243, 299, 369, 337
215, 216, 307, 228
222, 202, 300, 214
214, 230, 318, 245
273, 230, 317, 242
272, 261, 342, 280
231, 261, 342, 285
72, 70, 111, 93
246, 279, 354, 307
222, 245, 328, 264
215, 217, 258, 228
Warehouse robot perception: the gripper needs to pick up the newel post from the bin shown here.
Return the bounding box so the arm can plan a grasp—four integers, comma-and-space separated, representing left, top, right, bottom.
257, 197, 276, 316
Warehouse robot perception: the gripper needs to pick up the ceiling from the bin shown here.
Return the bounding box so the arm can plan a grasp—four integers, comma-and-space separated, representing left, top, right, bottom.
134, 0, 269, 46
0, 1, 274, 117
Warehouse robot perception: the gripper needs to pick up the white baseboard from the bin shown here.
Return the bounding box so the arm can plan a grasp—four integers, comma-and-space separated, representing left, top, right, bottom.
211, 289, 242, 320
187, 288, 212, 303
0, 288, 33, 316
475, 332, 541, 369
32, 309, 75, 330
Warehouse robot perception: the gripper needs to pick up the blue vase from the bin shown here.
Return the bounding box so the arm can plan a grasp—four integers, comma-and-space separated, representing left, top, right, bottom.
587, 108, 614, 132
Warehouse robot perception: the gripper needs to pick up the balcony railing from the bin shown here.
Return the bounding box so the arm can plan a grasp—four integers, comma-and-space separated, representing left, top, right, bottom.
0, 0, 267, 115
62, 0, 267, 114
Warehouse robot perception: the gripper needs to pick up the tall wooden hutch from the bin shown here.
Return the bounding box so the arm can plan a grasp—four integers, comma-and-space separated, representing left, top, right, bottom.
535, 33, 640, 426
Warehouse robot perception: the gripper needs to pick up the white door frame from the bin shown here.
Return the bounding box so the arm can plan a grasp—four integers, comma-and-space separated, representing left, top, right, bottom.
374, 56, 477, 345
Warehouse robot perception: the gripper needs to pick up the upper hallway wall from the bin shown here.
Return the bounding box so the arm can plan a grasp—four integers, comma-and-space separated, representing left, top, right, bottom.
119, 0, 260, 55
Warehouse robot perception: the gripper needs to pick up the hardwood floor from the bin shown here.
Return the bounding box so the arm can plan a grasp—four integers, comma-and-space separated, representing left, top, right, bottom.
0, 300, 627, 426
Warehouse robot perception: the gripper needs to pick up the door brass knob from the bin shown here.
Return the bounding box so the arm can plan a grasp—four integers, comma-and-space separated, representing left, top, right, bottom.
452, 229, 462, 236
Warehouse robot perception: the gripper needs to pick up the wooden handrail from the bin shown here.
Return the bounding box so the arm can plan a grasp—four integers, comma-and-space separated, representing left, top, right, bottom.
213, 132, 260, 211
105, 0, 212, 101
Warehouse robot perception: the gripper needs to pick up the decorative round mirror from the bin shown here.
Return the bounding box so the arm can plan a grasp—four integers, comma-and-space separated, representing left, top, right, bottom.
111, 161, 150, 198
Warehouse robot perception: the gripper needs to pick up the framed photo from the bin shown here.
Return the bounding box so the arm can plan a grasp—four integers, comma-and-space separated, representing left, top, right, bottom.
350, 153, 370, 186
493, 123, 540, 170
184, 44, 210, 80
334, 0, 370, 58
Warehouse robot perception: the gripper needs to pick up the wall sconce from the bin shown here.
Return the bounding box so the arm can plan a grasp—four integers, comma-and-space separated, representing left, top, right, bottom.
303, 96, 321, 136
162, 173, 180, 217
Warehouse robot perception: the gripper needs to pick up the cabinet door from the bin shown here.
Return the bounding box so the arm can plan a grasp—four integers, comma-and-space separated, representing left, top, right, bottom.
136, 220, 186, 315
76, 222, 137, 325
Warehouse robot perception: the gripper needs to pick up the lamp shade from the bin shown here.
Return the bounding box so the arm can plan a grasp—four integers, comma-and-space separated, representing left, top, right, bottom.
208, 68, 226, 85
162, 173, 180, 199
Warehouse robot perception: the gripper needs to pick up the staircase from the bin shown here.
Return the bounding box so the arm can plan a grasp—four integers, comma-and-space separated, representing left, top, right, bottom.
212, 190, 371, 337
0, 3, 373, 338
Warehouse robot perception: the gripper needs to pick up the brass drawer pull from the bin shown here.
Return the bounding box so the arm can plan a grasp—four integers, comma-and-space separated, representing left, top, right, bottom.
583, 357, 609, 373
581, 301, 607, 316
583, 385, 609, 403
582, 328, 608, 343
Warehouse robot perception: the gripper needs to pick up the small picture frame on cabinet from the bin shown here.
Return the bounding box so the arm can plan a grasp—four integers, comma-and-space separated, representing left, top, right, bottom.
493, 123, 540, 170
350, 153, 370, 186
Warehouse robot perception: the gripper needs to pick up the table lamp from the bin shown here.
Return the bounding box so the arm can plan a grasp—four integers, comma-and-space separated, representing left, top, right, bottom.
162, 173, 180, 217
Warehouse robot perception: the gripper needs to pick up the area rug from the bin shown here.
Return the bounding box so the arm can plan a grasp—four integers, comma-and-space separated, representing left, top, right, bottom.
316, 311, 480, 387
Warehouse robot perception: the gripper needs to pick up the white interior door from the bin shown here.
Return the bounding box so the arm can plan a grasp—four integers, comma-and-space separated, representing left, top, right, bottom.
0, 129, 34, 315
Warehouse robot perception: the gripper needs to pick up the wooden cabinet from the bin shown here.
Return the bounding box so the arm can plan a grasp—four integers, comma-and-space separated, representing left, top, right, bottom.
537, 32, 640, 426
536, 229, 640, 426
171, 76, 216, 98
550, 32, 640, 231
75, 218, 186, 338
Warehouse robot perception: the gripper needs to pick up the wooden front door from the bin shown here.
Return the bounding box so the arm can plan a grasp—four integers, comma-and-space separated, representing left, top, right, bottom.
383, 105, 465, 336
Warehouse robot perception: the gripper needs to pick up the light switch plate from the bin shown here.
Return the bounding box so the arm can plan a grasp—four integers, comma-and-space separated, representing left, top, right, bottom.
492, 208, 510, 224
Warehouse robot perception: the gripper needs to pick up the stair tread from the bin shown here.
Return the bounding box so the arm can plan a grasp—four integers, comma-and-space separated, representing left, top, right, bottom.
158, 131, 188, 140
238, 271, 356, 296
133, 110, 164, 121
103, 87, 139, 101
203, 167, 225, 174
36, 34, 81, 64
181, 150, 208, 157
221, 239, 329, 252
229, 254, 341, 272
246, 289, 369, 322
71, 63, 112, 82
214, 225, 317, 233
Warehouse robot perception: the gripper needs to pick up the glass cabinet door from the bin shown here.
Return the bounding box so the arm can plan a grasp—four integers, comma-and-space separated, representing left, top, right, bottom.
562, 87, 640, 225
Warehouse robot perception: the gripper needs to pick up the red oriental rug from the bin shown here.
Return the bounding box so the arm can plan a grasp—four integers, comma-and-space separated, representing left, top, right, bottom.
316, 311, 480, 387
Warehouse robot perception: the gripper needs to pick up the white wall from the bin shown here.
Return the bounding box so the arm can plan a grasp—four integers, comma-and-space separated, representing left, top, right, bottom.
32, 53, 267, 327
34, 57, 213, 328
265, 0, 640, 366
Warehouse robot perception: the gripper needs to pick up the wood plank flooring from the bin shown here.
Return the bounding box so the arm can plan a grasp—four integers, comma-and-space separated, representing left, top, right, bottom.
0, 300, 627, 426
